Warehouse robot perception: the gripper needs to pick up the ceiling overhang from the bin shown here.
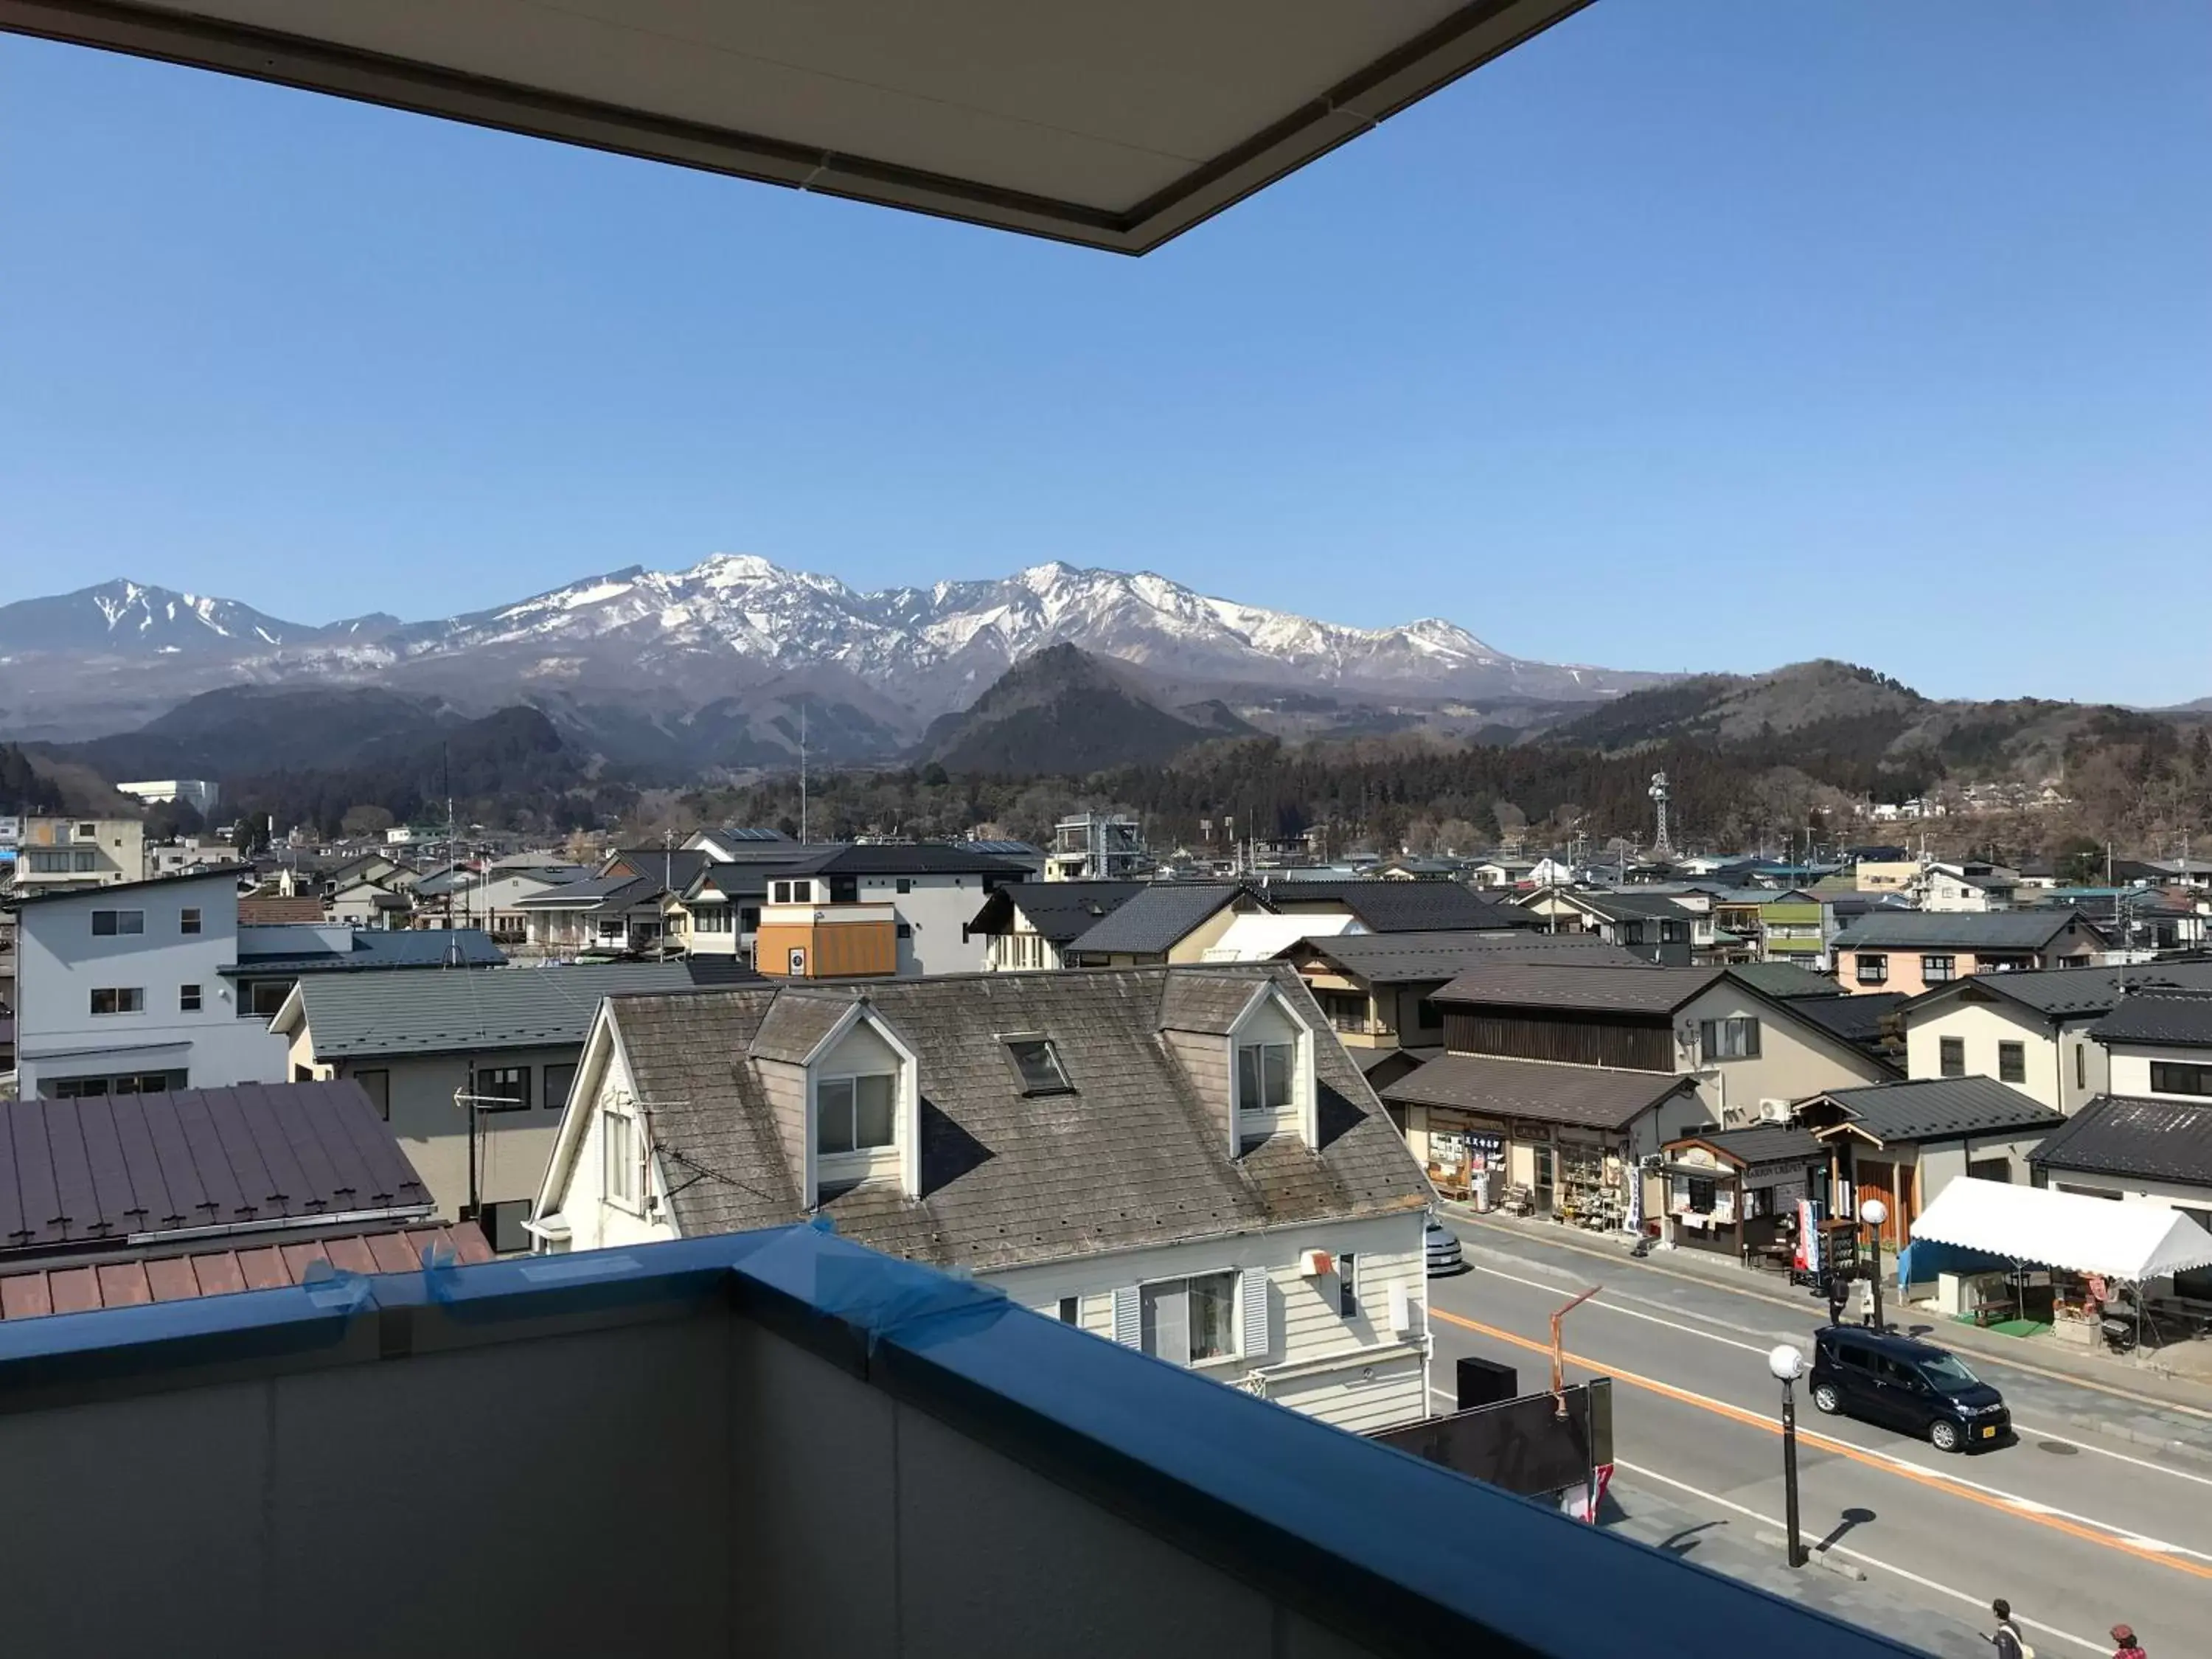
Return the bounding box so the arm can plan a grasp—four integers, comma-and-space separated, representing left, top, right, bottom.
0, 0, 1590, 252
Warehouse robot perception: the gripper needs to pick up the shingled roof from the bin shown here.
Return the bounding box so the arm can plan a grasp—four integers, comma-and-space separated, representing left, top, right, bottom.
1433, 962, 1717, 1015
1904, 960, 2212, 1021
1803, 1077, 2062, 1145
965, 881, 1150, 945
2030, 1096, 2212, 1188
1283, 928, 1646, 984
1066, 884, 1243, 956
1258, 879, 1531, 933
1830, 911, 2106, 953
596, 966, 1430, 1271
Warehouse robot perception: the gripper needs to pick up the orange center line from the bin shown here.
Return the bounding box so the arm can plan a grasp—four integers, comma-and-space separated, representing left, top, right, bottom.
1430, 1305, 2212, 1583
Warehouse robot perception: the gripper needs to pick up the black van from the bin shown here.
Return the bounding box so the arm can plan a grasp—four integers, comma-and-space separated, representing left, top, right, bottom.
1809, 1326, 2010, 1453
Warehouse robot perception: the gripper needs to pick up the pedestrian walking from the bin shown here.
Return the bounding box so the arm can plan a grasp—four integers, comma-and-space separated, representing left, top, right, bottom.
1989, 1599, 2030, 1659
2109, 1623, 2145, 1659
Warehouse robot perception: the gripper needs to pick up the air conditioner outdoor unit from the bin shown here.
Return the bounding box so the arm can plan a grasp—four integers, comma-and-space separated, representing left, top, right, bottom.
1299, 1248, 1335, 1279
1759, 1099, 1795, 1125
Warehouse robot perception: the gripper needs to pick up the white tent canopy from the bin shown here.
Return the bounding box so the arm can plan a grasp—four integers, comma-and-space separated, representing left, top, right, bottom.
1909, 1178, 2212, 1282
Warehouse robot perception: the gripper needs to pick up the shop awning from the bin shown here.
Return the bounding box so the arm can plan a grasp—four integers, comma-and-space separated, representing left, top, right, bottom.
1907, 1179, 2212, 1282
2, 0, 1588, 253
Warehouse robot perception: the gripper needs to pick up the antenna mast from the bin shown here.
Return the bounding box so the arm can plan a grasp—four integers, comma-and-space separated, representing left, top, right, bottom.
1647, 771, 1672, 857
799, 702, 809, 844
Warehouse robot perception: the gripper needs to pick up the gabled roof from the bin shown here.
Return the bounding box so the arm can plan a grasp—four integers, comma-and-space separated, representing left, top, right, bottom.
1433, 962, 1719, 1016
1381, 1054, 1697, 1133
1830, 911, 2106, 953
1066, 883, 1243, 956
225, 928, 507, 977
4, 863, 251, 909
1789, 992, 1905, 1066
594, 965, 1427, 1270
514, 872, 660, 908
608, 847, 715, 890
1665, 1124, 1823, 1167
1728, 961, 1843, 1001
1259, 879, 1531, 933
966, 881, 1151, 945
2089, 992, 2212, 1050
1902, 959, 2212, 1022
1803, 1077, 2062, 1145
0, 1081, 431, 1254
1157, 972, 1270, 1035
1283, 928, 1646, 984
285, 961, 741, 1059
1539, 889, 1694, 924
2029, 1095, 2212, 1187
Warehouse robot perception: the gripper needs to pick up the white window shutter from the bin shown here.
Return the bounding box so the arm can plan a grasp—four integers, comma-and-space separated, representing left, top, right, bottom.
1111, 1286, 1141, 1348
1239, 1270, 1270, 1360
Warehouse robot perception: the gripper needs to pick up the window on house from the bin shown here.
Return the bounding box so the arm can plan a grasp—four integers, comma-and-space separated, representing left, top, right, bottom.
771, 880, 794, 903
897, 877, 913, 895
1057, 1295, 1079, 1325
76, 822, 97, 839
740, 906, 761, 932
829, 876, 859, 905
2076, 1043, 2087, 1091
1139, 1272, 1237, 1366
1416, 998, 1443, 1031
89, 987, 145, 1015
1687, 1175, 1719, 1214
817, 1074, 897, 1155
1005, 1037, 1072, 1095
1940, 1037, 1965, 1078
1998, 1041, 2025, 1085
2151, 1062, 2212, 1098
479, 1199, 535, 1255
180, 984, 201, 1012
91, 910, 144, 936
294, 1064, 315, 1084
1921, 955, 1955, 983
473, 1065, 532, 1111
603, 1110, 639, 1206
1857, 954, 1888, 985
354, 1069, 390, 1120
1237, 1041, 1294, 1111
181, 907, 202, 936
1968, 1158, 2011, 1183
545, 1062, 580, 1112
894, 922, 913, 939
1338, 1253, 1360, 1318
1699, 1018, 1761, 1061
73, 849, 97, 872
247, 980, 293, 1018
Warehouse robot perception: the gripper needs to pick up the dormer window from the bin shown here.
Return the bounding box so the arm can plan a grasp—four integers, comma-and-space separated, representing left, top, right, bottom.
815, 1074, 897, 1155
1237, 1042, 1293, 1113
1004, 1036, 1072, 1096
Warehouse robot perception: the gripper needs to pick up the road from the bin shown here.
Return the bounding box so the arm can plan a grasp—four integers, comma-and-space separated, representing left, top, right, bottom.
1427, 1214, 2212, 1657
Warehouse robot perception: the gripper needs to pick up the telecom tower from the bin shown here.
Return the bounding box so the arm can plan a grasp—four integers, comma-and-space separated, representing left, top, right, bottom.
1648, 771, 1672, 855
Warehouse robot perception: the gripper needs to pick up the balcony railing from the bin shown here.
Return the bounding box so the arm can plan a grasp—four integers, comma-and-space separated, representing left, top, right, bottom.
0, 1228, 1924, 1659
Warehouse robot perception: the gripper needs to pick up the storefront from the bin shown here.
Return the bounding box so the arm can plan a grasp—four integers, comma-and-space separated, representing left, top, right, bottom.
1660, 1125, 1825, 1268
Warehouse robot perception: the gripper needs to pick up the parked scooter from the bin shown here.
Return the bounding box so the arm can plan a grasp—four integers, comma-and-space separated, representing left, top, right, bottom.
2101, 1287, 2145, 1355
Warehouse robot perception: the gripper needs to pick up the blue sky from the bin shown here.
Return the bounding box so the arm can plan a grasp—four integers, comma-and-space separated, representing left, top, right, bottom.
3, 3, 2208, 705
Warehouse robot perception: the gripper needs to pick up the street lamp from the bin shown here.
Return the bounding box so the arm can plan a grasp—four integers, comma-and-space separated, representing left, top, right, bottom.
1859, 1197, 1889, 1331
1768, 1343, 1807, 1568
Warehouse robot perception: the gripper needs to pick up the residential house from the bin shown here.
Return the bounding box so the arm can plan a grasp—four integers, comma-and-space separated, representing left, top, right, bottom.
7, 817, 145, 894
1253, 877, 1534, 936
1415, 961, 1896, 1132
532, 964, 1436, 1433
1382, 1054, 1708, 1223
145, 838, 234, 879
682, 824, 799, 861
7, 866, 288, 1098
2037, 886, 2206, 956
966, 880, 1150, 971
0, 1079, 490, 1313
2090, 990, 2212, 1102
1793, 1077, 2065, 1248
1757, 891, 1827, 967
513, 872, 669, 957
329, 877, 413, 928
1468, 856, 1537, 889
1062, 883, 1250, 967
1045, 812, 1148, 880
2026, 1095, 2212, 1305
751, 844, 1027, 979
1829, 911, 2108, 997
1855, 858, 1922, 896
1275, 928, 1647, 1096
1897, 961, 2212, 1115
227, 922, 505, 1022
1511, 888, 1696, 966
1922, 860, 2020, 912
274, 959, 753, 1248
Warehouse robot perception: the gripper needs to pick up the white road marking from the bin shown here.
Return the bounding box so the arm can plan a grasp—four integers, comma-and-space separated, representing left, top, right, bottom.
1461, 1259, 2212, 1498
1612, 1458, 2105, 1657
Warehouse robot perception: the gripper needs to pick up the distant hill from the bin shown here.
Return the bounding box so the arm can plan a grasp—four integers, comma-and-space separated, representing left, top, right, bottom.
1540, 659, 2179, 798
920, 644, 1254, 776
52, 684, 463, 780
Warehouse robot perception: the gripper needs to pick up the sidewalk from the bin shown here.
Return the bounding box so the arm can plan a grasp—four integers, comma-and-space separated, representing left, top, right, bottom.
1444, 1203, 2212, 1458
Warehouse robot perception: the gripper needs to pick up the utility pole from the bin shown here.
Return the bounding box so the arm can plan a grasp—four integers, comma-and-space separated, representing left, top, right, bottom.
799, 703, 809, 844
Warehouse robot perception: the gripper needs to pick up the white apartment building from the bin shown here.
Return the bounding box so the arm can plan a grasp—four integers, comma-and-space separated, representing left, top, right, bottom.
8, 817, 145, 894
116, 779, 220, 818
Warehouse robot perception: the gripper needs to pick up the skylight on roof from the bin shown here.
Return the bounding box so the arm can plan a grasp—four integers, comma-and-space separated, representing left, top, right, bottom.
1005, 1037, 1073, 1096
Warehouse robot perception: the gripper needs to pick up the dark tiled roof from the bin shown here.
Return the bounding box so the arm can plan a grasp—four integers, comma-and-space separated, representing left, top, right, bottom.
2087, 992, 2212, 1050
1434, 962, 1715, 1015
226, 928, 507, 976
1554, 890, 1695, 924
1259, 879, 1531, 933
514, 873, 657, 908
290, 961, 718, 1058
681, 956, 767, 987
2029, 1096, 2212, 1186
1831, 912, 2104, 952
0, 1081, 431, 1253
1729, 961, 1842, 1001
609, 848, 714, 889
1067, 884, 1242, 956
605, 966, 1429, 1270
1381, 1054, 1696, 1132
1, 863, 251, 909
1669, 1124, 1823, 1166
1287, 928, 1646, 984
967, 881, 1150, 945
1790, 992, 1905, 1057
1809, 1077, 2062, 1144
0, 1221, 492, 1321
1906, 960, 2212, 1020
786, 844, 1029, 877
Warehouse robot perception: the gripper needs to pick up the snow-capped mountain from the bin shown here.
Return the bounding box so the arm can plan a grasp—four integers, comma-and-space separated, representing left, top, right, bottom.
0, 557, 1661, 744
0, 579, 316, 656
